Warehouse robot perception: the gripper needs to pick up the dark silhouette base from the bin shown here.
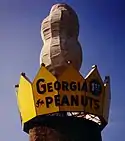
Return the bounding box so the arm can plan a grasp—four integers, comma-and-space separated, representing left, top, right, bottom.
27, 115, 102, 141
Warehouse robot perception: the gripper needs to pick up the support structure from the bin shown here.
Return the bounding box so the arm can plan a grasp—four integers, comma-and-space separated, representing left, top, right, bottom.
15, 3, 111, 141
28, 117, 102, 141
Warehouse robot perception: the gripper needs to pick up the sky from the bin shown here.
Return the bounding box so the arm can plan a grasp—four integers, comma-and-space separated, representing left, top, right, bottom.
0, 0, 125, 140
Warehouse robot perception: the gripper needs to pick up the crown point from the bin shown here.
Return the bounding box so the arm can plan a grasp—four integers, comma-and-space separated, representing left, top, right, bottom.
67, 60, 71, 64
21, 72, 26, 76
41, 63, 45, 67
15, 84, 19, 88
92, 65, 97, 69
104, 76, 110, 83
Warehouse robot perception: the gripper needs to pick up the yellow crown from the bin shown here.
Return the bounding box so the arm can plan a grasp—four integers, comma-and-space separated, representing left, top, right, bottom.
15, 64, 111, 133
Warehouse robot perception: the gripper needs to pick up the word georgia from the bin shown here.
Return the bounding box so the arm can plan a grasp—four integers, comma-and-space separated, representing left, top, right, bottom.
36, 79, 88, 94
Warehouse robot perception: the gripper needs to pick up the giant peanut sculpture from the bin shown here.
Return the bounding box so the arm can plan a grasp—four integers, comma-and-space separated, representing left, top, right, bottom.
16, 3, 111, 141
40, 3, 82, 76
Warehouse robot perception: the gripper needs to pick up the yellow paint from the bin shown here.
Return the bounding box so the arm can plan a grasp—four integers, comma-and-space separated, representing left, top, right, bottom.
32, 65, 59, 115
17, 75, 36, 123
58, 65, 85, 111
85, 66, 104, 116
16, 65, 111, 130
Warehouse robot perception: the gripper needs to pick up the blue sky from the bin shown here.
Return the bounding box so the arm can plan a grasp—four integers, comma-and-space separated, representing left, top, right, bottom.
0, 0, 125, 140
